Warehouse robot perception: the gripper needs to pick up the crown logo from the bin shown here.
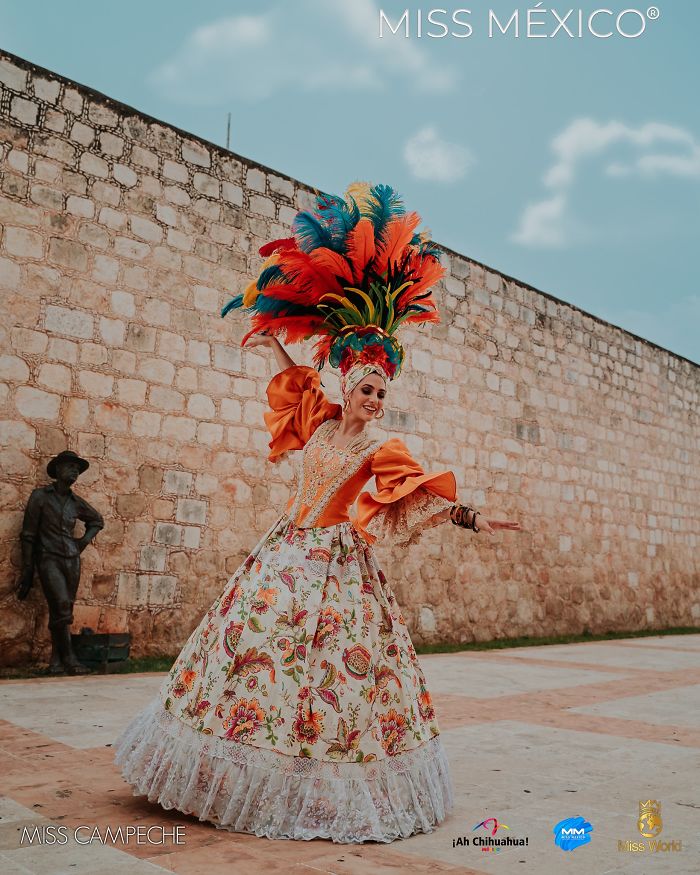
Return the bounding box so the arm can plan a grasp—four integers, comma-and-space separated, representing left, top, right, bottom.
638, 800, 662, 838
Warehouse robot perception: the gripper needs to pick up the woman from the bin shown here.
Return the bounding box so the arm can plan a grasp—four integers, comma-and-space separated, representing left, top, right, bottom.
114, 184, 521, 842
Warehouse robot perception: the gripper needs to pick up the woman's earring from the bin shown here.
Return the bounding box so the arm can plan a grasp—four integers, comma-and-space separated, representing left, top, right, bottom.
375, 408, 385, 419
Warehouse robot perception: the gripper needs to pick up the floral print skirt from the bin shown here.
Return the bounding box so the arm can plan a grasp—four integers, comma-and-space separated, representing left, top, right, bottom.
114, 512, 453, 843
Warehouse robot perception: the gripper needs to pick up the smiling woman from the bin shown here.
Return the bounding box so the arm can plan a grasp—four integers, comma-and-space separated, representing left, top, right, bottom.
114, 183, 521, 842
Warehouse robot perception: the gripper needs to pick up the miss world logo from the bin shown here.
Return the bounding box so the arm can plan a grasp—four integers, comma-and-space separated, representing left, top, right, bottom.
553, 816, 594, 851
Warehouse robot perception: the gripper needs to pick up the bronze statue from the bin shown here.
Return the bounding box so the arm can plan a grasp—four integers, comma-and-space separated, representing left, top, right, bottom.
17, 450, 104, 675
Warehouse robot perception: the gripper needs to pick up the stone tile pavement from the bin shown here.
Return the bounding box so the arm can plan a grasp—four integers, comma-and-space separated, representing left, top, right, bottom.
1, 635, 698, 874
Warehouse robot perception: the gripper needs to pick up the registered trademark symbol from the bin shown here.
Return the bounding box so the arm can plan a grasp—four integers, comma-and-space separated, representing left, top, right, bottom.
647, 6, 660, 19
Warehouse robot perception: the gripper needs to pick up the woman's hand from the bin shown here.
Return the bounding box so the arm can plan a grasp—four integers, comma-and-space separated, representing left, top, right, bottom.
246, 331, 276, 349
477, 515, 522, 536
245, 331, 297, 370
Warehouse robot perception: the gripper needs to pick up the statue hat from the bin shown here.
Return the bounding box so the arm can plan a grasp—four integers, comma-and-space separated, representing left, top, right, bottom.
47, 450, 90, 478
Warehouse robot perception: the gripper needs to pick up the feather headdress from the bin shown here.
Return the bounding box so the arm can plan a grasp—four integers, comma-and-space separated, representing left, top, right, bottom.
221, 183, 444, 380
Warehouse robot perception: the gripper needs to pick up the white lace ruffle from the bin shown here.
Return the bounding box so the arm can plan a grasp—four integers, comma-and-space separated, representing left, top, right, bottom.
114, 698, 453, 843
365, 488, 454, 547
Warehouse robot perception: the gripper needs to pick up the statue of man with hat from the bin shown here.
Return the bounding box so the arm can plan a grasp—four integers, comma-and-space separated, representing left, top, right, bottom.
16, 450, 105, 674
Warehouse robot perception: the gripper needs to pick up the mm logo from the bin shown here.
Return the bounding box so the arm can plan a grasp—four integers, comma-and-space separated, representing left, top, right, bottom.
553, 816, 593, 852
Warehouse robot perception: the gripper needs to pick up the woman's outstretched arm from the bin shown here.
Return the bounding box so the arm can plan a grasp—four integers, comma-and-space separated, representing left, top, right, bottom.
246, 333, 296, 373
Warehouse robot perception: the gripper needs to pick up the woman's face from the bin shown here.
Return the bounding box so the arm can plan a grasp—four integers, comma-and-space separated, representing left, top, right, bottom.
347, 372, 386, 421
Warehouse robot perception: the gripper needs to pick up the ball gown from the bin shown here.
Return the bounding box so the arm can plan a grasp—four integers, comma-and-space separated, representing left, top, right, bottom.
114, 364, 458, 843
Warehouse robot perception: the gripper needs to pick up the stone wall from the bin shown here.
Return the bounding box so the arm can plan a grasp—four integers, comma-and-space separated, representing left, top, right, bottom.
0, 50, 698, 667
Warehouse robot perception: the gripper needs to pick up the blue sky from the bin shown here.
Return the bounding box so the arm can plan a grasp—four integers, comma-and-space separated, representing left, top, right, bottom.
2, 0, 698, 363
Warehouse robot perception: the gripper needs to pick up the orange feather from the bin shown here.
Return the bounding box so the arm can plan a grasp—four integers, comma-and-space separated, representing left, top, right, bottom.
345, 218, 376, 283
310, 248, 354, 283
374, 212, 421, 274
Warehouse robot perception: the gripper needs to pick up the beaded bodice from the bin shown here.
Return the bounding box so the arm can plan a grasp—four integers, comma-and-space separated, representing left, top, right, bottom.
286, 419, 380, 527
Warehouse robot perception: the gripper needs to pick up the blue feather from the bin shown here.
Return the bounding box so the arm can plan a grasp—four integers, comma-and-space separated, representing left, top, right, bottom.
221, 295, 243, 317
316, 194, 360, 251
252, 294, 312, 316
366, 184, 404, 243
419, 240, 441, 259
257, 264, 285, 290
293, 211, 335, 253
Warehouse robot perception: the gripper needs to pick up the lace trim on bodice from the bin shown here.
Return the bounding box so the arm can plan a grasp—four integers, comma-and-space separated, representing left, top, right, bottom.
288, 420, 379, 527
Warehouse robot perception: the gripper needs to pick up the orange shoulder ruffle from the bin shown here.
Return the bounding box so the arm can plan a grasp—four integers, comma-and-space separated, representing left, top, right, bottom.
263, 365, 341, 462
353, 438, 457, 545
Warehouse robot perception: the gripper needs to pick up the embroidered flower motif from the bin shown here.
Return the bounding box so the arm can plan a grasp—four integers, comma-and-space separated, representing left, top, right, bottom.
222, 698, 266, 741
378, 709, 408, 755
171, 668, 197, 698
418, 686, 435, 721
195, 699, 211, 716
313, 607, 343, 648
246, 676, 258, 691
292, 702, 324, 745
223, 621, 244, 658
219, 584, 241, 617
342, 644, 372, 680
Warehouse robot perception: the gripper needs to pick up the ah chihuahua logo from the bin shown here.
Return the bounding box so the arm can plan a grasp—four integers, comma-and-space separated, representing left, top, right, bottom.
553, 816, 593, 851
472, 817, 511, 853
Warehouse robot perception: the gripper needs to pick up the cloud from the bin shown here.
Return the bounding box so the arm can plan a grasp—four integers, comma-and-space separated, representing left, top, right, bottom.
150, 0, 456, 104
512, 119, 700, 248
403, 126, 474, 183
511, 194, 567, 247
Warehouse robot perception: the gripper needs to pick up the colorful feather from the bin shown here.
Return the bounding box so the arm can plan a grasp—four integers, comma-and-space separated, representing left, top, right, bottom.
223, 182, 445, 381
293, 211, 335, 253
259, 237, 295, 257
345, 218, 376, 283
364, 184, 405, 244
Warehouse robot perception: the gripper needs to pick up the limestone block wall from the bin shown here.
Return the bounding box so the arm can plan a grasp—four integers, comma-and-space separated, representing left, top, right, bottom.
0, 50, 698, 667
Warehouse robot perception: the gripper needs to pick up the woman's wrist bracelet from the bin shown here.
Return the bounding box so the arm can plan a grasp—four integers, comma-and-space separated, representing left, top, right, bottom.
450, 504, 480, 533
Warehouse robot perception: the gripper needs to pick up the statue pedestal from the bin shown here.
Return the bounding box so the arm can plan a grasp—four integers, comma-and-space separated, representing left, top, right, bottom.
71, 628, 131, 673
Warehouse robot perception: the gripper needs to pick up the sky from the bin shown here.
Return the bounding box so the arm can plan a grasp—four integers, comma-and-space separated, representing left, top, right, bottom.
1, 0, 698, 363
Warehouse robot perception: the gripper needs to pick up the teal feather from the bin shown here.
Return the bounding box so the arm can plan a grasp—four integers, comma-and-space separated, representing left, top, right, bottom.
221, 295, 243, 317
316, 193, 360, 251
366, 184, 405, 244
293, 212, 335, 253
257, 264, 285, 290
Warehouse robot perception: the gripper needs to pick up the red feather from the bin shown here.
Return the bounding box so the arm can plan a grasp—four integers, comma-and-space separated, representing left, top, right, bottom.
395, 255, 445, 309
374, 213, 421, 275
345, 218, 376, 283
403, 309, 441, 326
309, 248, 354, 283
242, 315, 324, 346
259, 237, 296, 257
278, 249, 343, 302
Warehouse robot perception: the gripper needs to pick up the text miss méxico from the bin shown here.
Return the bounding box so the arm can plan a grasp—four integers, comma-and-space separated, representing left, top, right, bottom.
378, 5, 662, 40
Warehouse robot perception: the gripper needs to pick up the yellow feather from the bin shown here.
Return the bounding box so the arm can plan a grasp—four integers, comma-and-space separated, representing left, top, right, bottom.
320, 293, 363, 320
343, 286, 375, 321
390, 281, 413, 300
242, 280, 259, 307
345, 181, 373, 215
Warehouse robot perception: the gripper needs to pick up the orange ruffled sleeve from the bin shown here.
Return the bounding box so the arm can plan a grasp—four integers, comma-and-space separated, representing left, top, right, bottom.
353, 438, 457, 546
263, 365, 341, 462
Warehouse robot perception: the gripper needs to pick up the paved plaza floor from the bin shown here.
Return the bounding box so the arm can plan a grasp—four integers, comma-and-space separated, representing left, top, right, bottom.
1, 635, 698, 874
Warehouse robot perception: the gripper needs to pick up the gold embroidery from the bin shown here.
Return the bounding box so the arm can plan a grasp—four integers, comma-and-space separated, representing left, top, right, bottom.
287, 420, 379, 527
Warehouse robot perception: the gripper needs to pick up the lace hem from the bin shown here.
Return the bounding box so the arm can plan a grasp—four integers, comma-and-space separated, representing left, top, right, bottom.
365, 488, 454, 547
114, 698, 453, 843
